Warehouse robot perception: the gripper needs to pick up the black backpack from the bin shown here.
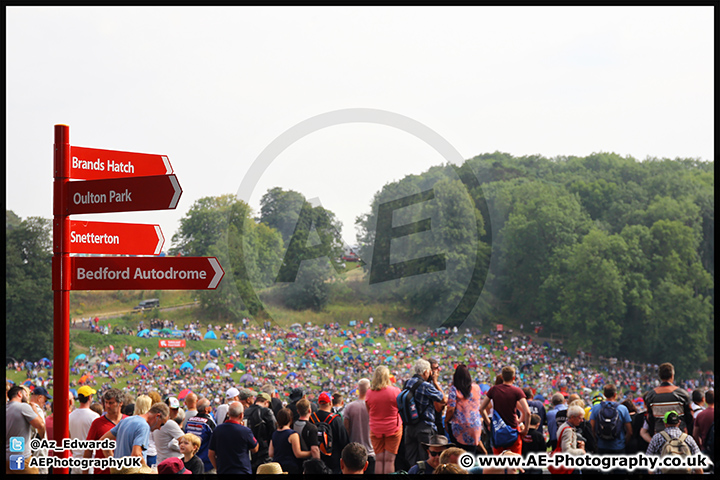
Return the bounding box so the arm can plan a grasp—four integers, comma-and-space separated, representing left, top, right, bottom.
247, 406, 272, 444
597, 401, 622, 441
310, 411, 338, 457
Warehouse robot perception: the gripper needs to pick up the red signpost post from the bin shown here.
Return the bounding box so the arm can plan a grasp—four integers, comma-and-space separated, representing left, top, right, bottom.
51, 125, 223, 474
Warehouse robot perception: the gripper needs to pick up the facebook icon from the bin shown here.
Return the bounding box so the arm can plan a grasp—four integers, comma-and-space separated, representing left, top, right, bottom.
9, 455, 24, 471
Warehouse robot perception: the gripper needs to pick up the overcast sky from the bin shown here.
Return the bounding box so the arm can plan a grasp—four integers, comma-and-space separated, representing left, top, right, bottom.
6, 6, 713, 247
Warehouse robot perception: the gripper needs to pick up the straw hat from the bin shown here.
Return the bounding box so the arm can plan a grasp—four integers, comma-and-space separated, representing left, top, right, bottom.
256, 462, 288, 475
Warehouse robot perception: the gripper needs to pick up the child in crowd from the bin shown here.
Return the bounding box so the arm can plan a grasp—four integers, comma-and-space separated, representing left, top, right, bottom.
522, 414, 547, 474
178, 433, 204, 475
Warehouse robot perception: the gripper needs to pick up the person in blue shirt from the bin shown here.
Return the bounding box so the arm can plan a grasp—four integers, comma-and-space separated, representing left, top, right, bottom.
184, 398, 217, 473
100, 403, 169, 466
402, 359, 446, 466
546, 393, 567, 450
589, 384, 632, 453
523, 387, 547, 436
589, 384, 632, 474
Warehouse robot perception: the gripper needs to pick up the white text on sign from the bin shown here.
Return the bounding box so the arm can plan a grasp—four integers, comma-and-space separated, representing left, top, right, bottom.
72, 156, 135, 174
76, 267, 208, 281
73, 190, 132, 205
70, 231, 120, 245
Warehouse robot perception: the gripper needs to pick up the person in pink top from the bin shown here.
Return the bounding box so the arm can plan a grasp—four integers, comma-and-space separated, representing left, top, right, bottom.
365, 366, 402, 474
444, 364, 487, 455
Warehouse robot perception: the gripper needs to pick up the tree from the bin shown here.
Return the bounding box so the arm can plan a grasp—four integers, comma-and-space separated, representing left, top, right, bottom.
356, 164, 490, 326
266, 189, 344, 311
170, 195, 284, 320
258, 187, 307, 246
545, 229, 627, 356
6, 215, 53, 360
497, 181, 592, 323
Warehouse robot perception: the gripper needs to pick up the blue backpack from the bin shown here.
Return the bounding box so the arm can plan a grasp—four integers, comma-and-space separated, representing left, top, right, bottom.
597, 401, 622, 441
491, 409, 518, 447
397, 377, 423, 425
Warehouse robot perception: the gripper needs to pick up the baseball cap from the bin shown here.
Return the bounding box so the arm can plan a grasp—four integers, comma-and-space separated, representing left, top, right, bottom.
318, 392, 332, 404
226, 387, 240, 399
663, 410, 680, 425
77, 386, 96, 397
167, 397, 180, 409
239, 388, 257, 400
32, 387, 52, 399
592, 394, 604, 405
157, 457, 192, 475
257, 392, 271, 403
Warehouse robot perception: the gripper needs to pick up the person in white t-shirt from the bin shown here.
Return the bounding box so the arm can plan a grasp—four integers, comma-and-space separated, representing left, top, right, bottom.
68, 385, 100, 473
215, 388, 240, 425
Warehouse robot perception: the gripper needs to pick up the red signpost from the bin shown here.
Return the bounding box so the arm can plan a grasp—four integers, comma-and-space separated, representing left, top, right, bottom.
68, 221, 164, 255
51, 125, 223, 474
66, 174, 182, 214
159, 339, 186, 348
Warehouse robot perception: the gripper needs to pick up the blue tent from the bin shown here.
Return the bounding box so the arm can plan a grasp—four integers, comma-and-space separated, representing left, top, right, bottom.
137, 329, 150, 337
73, 354, 86, 362
236, 331, 248, 338
180, 362, 193, 371
189, 350, 200, 357
343, 339, 354, 346
127, 353, 140, 361
202, 362, 218, 372
133, 364, 148, 373
204, 331, 217, 340
39, 357, 51, 365
209, 349, 219, 358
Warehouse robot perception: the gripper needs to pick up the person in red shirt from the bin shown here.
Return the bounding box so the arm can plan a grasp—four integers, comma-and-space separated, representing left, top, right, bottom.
693, 390, 714, 452
479, 366, 531, 455
82, 388, 126, 474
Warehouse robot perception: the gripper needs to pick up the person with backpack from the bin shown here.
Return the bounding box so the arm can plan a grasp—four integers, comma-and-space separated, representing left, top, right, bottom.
549, 405, 587, 474
406, 435, 452, 474
309, 391, 350, 474
396, 359, 447, 467
643, 362, 694, 437
646, 410, 703, 474
244, 392, 277, 473
478, 366, 530, 455
293, 398, 320, 461
589, 385, 632, 452
589, 384, 632, 473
